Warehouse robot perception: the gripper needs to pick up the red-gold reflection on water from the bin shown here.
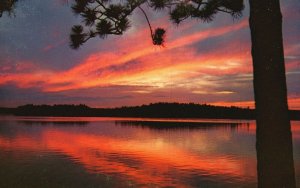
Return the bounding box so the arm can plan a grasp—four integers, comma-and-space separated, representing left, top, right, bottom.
2, 118, 299, 187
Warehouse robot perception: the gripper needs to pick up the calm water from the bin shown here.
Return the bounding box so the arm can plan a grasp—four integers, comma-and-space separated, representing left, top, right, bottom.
0, 116, 299, 188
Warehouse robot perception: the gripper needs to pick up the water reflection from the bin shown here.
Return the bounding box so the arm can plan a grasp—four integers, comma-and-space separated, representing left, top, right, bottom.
116, 120, 248, 130
0, 117, 299, 187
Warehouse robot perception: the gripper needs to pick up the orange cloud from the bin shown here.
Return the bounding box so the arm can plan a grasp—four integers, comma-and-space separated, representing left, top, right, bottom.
1, 20, 248, 92
1, 17, 299, 107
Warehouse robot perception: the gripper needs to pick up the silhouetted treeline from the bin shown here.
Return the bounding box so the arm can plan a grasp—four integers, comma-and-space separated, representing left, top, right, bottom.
0, 107, 15, 114
13, 104, 90, 117
102, 103, 255, 119
20, 120, 89, 126
0, 103, 299, 120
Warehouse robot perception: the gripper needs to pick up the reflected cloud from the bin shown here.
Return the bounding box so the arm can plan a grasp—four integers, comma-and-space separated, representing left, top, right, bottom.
0, 120, 258, 187
115, 120, 248, 130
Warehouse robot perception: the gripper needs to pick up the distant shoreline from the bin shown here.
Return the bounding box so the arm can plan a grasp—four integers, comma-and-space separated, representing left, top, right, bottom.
0, 103, 299, 120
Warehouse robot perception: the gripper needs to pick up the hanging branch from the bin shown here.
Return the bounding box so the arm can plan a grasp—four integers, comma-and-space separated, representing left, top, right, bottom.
70, 0, 243, 48
138, 5, 154, 41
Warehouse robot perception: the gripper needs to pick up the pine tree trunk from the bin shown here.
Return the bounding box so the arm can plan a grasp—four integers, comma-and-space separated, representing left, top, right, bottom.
249, 0, 296, 187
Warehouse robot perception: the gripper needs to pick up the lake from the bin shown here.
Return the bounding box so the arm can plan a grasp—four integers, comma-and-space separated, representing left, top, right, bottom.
0, 116, 299, 187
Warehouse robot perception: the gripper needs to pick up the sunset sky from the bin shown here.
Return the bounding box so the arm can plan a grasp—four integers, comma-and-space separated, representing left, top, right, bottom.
0, 0, 299, 108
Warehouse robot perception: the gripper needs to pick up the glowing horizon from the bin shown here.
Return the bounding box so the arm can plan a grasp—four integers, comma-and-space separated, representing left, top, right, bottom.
0, 0, 299, 109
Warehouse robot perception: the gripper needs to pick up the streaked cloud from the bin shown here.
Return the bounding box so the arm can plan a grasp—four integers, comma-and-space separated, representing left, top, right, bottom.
0, 0, 299, 109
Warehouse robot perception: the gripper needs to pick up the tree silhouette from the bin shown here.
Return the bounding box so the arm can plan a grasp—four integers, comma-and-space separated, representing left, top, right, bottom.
70, 0, 296, 187
69, 0, 244, 48
0, 0, 18, 17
